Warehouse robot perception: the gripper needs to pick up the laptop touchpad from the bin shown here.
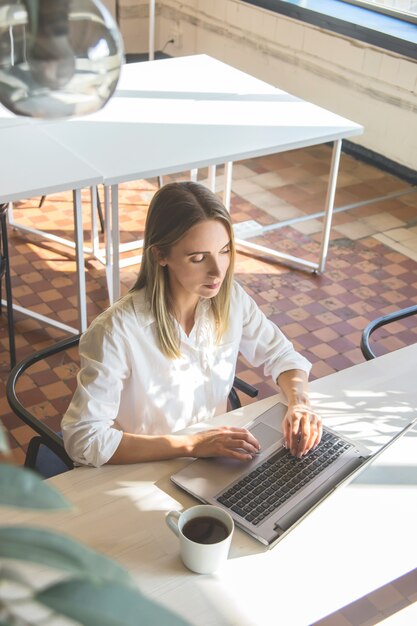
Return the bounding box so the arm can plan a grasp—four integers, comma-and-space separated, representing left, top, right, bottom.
250, 423, 281, 450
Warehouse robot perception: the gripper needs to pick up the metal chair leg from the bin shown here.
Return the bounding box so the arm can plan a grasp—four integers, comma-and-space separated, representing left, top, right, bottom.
0, 205, 16, 368
96, 187, 105, 234
25, 436, 43, 471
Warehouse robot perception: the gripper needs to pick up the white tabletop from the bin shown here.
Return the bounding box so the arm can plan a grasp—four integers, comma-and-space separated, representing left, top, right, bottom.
0, 103, 33, 129
3, 344, 416, 626
41, 55, 363, 186
0, 54, 363, 206
0, 124, 102, 203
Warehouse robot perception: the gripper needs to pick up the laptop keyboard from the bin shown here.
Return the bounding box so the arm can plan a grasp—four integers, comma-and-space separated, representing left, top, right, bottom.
216, 430, 353, 526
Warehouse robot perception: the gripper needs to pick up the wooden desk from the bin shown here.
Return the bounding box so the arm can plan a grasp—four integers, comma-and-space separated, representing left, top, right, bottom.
3, 344, 416, 625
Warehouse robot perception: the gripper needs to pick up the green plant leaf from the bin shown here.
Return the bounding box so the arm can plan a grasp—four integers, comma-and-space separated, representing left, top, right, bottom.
37, 579, 190, 626
0, 527, 132, 586
0, 464, 71, 510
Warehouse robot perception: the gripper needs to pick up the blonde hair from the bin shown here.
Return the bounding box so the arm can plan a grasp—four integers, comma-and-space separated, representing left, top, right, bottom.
132, 182, 236, 358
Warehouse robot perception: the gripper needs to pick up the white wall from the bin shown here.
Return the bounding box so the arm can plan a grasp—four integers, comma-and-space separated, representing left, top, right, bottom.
117, 0, 417, 170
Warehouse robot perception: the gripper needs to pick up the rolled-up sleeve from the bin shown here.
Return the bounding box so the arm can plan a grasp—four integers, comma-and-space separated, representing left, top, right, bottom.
236, 283, 311, 382
61, 321, 130, 467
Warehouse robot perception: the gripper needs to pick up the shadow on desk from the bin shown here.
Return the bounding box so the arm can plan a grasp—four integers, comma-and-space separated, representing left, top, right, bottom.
311, 386, 417, 453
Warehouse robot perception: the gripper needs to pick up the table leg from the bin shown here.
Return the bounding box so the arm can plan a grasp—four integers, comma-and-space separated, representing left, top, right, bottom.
7, 201, 14, 222
235, 140, 342, 273
73, 189, 88, 332
90, 186, 100, 259
223, 161, 233, 211
1, 196, 85, 336
208, 165, 216, 192
103, 185, 113, 304
111, 184, 121, 303
149, 0, 155, 61
7, 194, 93, 257
318, 139, 342, 273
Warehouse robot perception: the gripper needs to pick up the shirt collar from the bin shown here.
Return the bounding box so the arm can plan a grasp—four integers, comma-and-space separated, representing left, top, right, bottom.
131, 289, 212, 333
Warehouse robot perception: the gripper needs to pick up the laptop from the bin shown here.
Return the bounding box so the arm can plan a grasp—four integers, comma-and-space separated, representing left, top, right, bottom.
171, 402, 417, 548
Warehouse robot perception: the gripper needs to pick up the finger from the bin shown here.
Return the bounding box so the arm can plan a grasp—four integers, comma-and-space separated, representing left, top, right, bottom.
282, 418, 290, 449
301, 412, 323, 454
226, 449, 254, 461
312, 418, 323, 449
228, 428, 261, 450
214, 440, 254, 461
222, 434, 259, 455
302, 413, 322, 452
290, 417, 301, 456
296, 414, 311, 457
227, 438, 259, 455
303, 416, 318, 455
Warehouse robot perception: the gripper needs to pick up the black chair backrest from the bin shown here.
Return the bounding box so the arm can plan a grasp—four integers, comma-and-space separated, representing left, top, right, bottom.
6, 335, 80, 473
360, 305, 417, 360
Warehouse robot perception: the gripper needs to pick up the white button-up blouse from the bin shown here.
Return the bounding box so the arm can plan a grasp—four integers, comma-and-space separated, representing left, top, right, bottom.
61, 281, 311, 467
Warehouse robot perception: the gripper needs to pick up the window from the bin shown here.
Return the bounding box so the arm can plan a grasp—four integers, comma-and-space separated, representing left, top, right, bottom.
340, 1, 417, 24
242, 1, 417, 58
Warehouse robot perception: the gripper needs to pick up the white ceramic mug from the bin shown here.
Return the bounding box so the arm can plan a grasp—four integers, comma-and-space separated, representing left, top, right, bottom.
165, 504, 234, 574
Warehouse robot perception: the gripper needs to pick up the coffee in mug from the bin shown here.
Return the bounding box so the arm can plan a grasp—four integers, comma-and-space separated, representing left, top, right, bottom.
182, 516, 229, 544
165, 504, 234, 574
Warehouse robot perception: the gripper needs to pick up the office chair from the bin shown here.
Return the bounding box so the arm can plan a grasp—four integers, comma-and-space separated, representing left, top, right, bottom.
360, 304, 417, 360
0, 204, 17, 368
7, 336, 258, 479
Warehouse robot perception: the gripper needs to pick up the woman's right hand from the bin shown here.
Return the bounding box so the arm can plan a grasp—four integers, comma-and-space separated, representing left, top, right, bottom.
185, 427, 261, 461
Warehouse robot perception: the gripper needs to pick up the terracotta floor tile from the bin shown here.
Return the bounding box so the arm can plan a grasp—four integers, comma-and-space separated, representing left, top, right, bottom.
366, 174, 411, 194
363, 212, 406, 231
280, 322, 307, 338
292, 218, 323, 235
310, 360, 336, 378
230, 164, 258, 180
256, 171, 292, 189
312, 327, 339, 342
401, 235, 417, 251
10, 424, 35, 446
348, 162, 386, 180
254, 153, 293, 171
287, 308, 310, 322
333, 221, 378, 240
309, 343, 339, 359
383, 227, 416, 242
344, 347, 365, 365
11, 447, 27, 464
326, 353, 355, 371
231, 178, 264, 196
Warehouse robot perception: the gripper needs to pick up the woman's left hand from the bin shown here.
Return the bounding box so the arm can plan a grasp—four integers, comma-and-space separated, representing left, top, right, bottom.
282, 402, 322, 458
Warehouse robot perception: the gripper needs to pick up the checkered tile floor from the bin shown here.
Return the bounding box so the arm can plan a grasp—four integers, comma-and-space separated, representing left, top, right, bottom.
1, 145, 416, 624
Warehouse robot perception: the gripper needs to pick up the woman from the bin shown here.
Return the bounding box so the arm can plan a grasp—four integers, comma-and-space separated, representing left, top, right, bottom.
62, 182, 321, 467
